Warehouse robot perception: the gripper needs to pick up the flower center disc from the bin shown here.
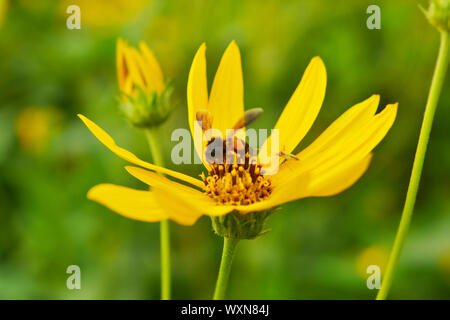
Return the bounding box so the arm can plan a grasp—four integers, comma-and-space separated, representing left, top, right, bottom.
201, 139, 273, 206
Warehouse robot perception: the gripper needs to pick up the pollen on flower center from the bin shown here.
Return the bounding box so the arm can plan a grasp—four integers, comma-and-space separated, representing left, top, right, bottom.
201, 154, 273, 206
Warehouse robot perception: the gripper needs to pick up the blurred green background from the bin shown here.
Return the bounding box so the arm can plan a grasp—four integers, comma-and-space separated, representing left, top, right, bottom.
0, 0, 449, 299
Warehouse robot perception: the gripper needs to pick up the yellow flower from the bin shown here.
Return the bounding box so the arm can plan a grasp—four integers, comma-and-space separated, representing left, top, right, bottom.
355, 245, 389, 279
438, 247, 450, 283
0, 0, 7, 28
79, 41, 398, 230
16, 106, 52, 154
116, 38, 172, 128
116, 38, 164, 96
59, 0, 149, 29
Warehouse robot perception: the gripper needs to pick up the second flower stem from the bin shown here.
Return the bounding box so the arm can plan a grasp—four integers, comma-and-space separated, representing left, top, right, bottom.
213, 237, 239, 300
145, 128, 171, 300
377, 31, 449, 300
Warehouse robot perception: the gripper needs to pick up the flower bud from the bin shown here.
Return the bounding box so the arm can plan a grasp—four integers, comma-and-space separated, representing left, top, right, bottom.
116, 38, 174, 128
422, 0, 450, 33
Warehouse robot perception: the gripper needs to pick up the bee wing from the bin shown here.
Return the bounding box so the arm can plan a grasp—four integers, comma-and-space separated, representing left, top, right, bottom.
232, 108, 263, 130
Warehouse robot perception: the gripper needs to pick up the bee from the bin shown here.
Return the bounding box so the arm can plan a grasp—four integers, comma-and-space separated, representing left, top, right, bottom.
196, 108, 263, 167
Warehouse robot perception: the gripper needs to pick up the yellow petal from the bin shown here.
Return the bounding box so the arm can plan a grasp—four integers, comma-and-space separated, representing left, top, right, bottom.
125, 165, 203, 194
139, 41, 164, 93
124, 47, 146, 90
235, 172, 311, 214
88, 183, 168, 222
273, 95, 381, 185
125, 166, 233, 217
78, 114, 204, 188
297, 95, 380, 162
133, 49, 157, 93
208, 41, 245, 136
238, 153, 371, 210
187, 43, 211, 167
88, 183, 201, 226
123, 76, 134, 96
187, 43, 208, 133
305, 153, 373, 197
116, 38, 128, 91
299, 103, 397, 178
151, 187, 205, 226
259, 57, 327, 162
273, 101, 396, 198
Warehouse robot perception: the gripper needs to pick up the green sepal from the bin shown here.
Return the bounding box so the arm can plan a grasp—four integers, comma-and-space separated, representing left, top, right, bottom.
211, 207, 278, 240
422, 0, 450, 33
118, 81, 175, 129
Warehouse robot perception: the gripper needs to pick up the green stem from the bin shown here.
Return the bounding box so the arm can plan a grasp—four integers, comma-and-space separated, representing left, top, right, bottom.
377, 31, 449, 300
213, 237, 239, 300
145, 128, 171, 300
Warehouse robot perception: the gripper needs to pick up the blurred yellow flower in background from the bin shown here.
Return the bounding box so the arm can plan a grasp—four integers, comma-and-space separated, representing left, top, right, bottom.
60, 0, 150, 28
438, 247, 450, 284
79, 41, 398, 237
0, 0, 7, 28
15, 107, 52, 154
355, 244, 389, 279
